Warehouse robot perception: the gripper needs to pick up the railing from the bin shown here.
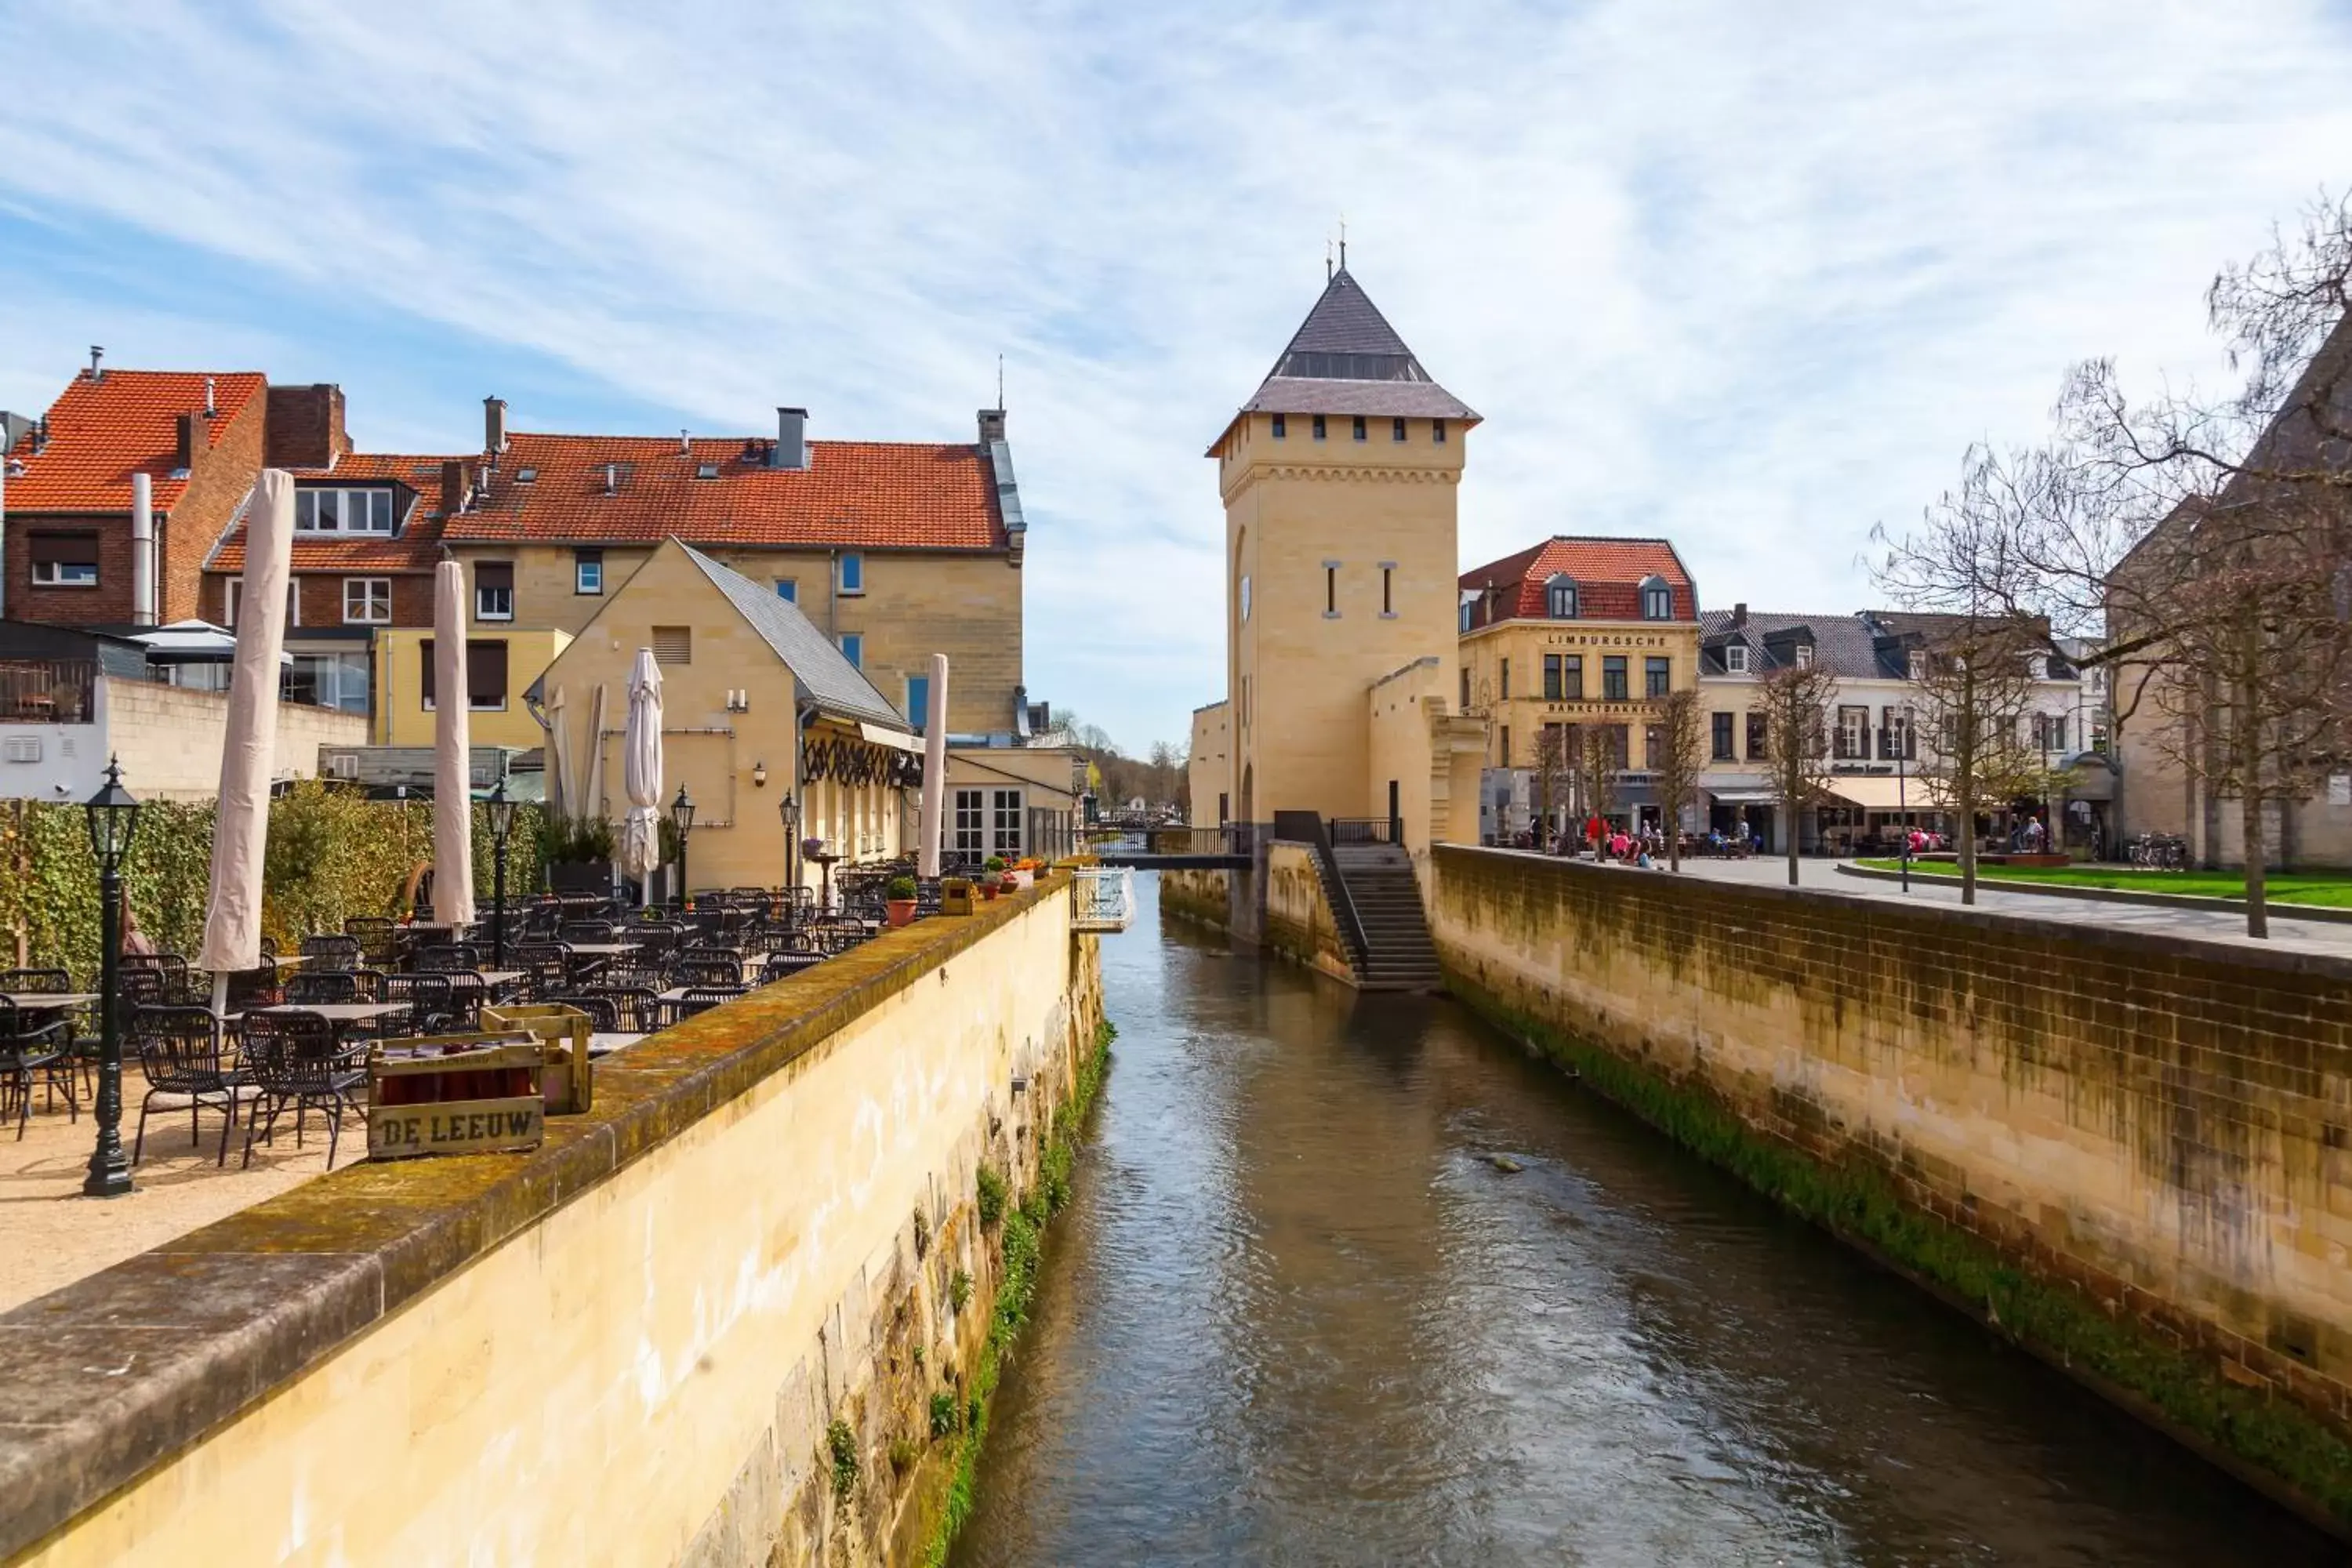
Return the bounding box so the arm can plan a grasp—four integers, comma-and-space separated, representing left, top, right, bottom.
1082, 824, 1250, 859
1273, 814, 1370, 975
1328, 818, 1398, 845
0, 659, 97, 724
1071, 866, 1136, 931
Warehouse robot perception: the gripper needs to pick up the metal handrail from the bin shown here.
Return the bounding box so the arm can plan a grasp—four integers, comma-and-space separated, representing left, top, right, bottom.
1276, 815, 1370, 973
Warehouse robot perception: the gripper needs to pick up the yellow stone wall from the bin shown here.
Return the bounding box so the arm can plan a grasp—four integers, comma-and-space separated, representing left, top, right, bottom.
1460, 615, 1700, 769
445, 542, 1020, 739
1263, 840, 1354, 985
1217, 412, 1463, 823
1427, 844, 2352, 1492
1187, 701, 1229, 823
1367, 656, 1485, 864
14, 888, 1097, 1568
372, 625, 572, 750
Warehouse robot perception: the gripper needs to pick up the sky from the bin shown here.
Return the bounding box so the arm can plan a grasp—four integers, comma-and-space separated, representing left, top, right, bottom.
2, 2, 2349, 756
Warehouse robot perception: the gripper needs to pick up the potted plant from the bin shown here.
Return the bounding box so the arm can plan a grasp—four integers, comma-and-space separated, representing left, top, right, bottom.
539, 815, 615, 895
997, 872, 1021, 898
884, 874, 920, 928
980, 860, 1004, 902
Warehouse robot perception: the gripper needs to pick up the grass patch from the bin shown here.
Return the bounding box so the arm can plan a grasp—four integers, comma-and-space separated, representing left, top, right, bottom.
1444, 968, 2352, 1531
924, 1018, 1116, 1567
1852, 858, 2352, 907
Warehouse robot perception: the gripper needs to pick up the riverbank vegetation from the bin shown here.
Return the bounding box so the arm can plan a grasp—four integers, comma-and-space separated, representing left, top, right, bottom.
1853, 858, 2352, 907
924, 1017, 1116, 1566
1445, 971, 2352, 1534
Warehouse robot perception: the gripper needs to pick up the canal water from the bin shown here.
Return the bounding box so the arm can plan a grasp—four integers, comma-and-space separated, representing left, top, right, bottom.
953, 876, 2339, 1566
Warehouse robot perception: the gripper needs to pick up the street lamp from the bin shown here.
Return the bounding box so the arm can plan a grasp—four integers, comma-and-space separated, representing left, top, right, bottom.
779, 791, 800, 911
486, 777, 517, 968
82, 756, 141, 1200
670, 784, 695, 908
1896, 704, 1914, 894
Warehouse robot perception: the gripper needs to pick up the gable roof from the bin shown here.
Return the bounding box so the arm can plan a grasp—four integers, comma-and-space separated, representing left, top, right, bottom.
1458, 536, 1697, 626
207, 453, 456, 575
1212, 268, 1478, 450
3, 370, 266, 514
440, 433, 1007, 552
677, 543, 909, 731
1698, 608, 1889, 679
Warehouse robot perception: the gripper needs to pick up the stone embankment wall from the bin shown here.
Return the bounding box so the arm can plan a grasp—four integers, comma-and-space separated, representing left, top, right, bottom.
1428, 845, 2352, 1532
2, 880, 1101, 1568
1262, 842, 1353, 984
1159, 866, 1231, 930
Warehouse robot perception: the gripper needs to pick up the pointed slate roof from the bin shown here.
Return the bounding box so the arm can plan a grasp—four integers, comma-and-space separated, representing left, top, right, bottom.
1210, 268, 1478, 451
676, 542, 911, 731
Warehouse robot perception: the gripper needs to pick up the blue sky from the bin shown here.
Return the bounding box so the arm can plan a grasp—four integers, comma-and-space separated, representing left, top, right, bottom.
3, 2, 2350, 754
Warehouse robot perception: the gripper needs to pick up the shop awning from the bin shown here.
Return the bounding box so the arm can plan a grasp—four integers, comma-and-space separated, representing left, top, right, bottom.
1825, 775, 1924, 811
858, 721, 925, 756
1706, 788, 1777, 806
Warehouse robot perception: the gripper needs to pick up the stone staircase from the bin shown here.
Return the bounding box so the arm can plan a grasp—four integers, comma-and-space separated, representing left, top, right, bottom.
1329, 842, 1443, 992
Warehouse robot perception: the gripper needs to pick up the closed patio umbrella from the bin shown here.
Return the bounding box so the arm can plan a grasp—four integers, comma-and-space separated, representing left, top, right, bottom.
431, 561, 476, 926
543, 681, 570, 822
583, 681, 609, 821
196, 470, 296, 1007
618, 649, 663, 906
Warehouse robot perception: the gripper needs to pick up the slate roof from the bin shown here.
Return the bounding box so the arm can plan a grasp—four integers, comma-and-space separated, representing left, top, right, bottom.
677, 543, 910, 731
1459, 536, 1697, 626
2, 370, 266, 513
208, 454, 456, 575
1698, 609, 1893, 678
1212, 268, 1478, 449
442, 433, 1007, 552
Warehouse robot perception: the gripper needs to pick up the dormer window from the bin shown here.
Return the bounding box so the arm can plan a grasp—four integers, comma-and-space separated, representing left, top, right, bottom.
1794, 644, 1813, 669
2029, 655, 2049, 679
1725, 644, 1749, 673
1639, 576, 1672, 619
1544, 575, 1577, 619
295, 488, 394, 535
695, 463, 720, 480
1458, 597, 1473, 633
1907, 650, 1926, 681
514, 467, 538, 485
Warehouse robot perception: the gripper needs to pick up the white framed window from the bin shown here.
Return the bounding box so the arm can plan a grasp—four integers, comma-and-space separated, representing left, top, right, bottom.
953, 788, 985, 853
1794, 644, 1813, 669
838, 553, 864, 594
342, 577, 391, 624
28, 534, 99, 586
992, 787, 1023, 854
295, 488, 394, 535
1907, 650, 1926, 681
839, 632, 862, 668
474, 562, 514, 621
575, 550, 603, 594
1725, 644, 1749, 673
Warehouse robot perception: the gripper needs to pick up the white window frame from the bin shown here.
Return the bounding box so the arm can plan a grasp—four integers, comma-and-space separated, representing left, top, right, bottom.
475, 565, 514, 622
837, 553, 865, 595
575, 553, 603, 595
953, 787, 986, 854
342, 576, 391, 625
1725, 643, 1749, 673
31, 560, 98, 587
295, 488, 394, 535
991, 787, 1024, 855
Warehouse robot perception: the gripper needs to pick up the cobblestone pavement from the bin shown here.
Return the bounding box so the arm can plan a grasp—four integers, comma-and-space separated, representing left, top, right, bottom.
1523, 848, 2352, 957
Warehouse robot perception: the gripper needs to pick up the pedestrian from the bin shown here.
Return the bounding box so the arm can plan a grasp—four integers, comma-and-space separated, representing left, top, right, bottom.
121, 902, 155, 959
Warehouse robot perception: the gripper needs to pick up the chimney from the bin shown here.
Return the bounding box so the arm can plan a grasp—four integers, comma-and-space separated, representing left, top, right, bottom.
484, 395, 508, 455
204, 376, 216, 417
263, 384, 347, 469
679, 429, 691, 456
129, 471, 155, 626
173, 412, 205, 471
977, 408, 1007, 445
604, 462, 619, 495
441, 460, 473, 515
772, 407, 807, 470
31, 419, 47, 456
1731, 601, 1748, 628
89, 345, 103, 383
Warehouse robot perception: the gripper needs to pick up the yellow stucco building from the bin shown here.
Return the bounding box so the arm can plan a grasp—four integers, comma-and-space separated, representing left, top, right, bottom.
1202, 265, 1484, 844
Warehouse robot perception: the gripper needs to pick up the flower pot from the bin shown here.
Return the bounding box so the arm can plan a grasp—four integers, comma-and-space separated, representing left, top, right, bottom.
981, 882, 1000, 902
886, 898, 918, 928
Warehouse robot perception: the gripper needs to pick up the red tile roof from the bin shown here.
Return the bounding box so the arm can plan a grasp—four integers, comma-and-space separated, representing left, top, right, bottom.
2, 370, 265, 513
207, 455, 456, 575
440, 433, 1007, 551
1459, 535, 1699, 623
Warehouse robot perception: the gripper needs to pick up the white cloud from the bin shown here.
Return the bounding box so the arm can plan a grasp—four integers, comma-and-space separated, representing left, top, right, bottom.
2, 0, 2347, 751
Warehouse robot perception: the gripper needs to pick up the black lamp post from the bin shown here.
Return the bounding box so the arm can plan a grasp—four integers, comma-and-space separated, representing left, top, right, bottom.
82, 757, 141, 1200
487, 777, 517, 967
779, 791, 799, 910
670, 784, 695, 908
1896, 703, 1914, 894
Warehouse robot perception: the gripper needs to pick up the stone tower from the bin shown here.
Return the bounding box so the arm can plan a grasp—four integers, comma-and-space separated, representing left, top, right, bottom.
1207, 267, 1479, 826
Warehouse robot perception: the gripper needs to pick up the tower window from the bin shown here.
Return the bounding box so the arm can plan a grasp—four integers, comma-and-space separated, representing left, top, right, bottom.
1352, 416, 1367, 441
1312, 416, 1327, 441
1272, 414, 1286, 439
1433, 419, 1447, 444
1324, 561, 1339, 618
1380, 562, 1395, 617
1392, 418, 1406, 442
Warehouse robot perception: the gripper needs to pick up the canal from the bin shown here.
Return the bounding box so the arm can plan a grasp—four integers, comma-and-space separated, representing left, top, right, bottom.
954, 875, 2339, 1566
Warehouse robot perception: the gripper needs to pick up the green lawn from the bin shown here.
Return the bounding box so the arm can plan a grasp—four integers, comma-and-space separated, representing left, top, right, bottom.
1850, 858, 2352, 909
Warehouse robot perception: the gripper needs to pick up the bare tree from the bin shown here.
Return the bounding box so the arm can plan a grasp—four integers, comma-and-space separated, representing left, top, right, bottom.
1755, 662, 1838, 885
1874, 193, 2352, 936
1533, 724, 1572, 851
1576, 723, 1621, 841
1910, 619, 2046, 903
1651, 688, 1706, 872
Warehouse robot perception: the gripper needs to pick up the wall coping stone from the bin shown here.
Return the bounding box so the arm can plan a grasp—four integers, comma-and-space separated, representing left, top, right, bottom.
1833, 858, 2352, 926
0, 875, 1069, 1562
1439, 844, 2352, 983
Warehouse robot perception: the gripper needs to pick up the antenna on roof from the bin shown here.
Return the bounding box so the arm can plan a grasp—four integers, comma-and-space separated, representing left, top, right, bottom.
1325, 235, 1333, 283
996, 353, 1005, 411
1338, 214, 1347, 271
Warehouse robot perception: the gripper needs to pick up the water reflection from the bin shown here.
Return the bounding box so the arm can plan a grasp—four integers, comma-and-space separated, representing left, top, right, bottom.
955, 877, 2336, 1566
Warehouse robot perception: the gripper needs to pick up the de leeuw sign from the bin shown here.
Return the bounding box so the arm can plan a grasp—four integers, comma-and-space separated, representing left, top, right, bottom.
369, 1097, 543, 1160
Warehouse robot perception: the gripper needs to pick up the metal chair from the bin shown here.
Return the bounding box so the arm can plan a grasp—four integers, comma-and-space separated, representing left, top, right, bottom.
760, 951, 827, 985
130, 1005, 246, 1166
0, 997, 74, 1140
417, 943, 484, 972
382, 973, 456, 1035
561, 920, 617, 944
543, 993, 619, 1032
238, 1011, 368, 1171
299, 934, 363, 967
670, 953, 744, 989
586, 987, 664, 1033
511, 942, 573, 1000
670, 985, 746, 1024
283, 971, 360, 1006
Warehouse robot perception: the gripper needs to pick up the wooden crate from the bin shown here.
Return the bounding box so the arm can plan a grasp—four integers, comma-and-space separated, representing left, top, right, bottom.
481, 1003, 594, 1113
367, 1036, 546, 1160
